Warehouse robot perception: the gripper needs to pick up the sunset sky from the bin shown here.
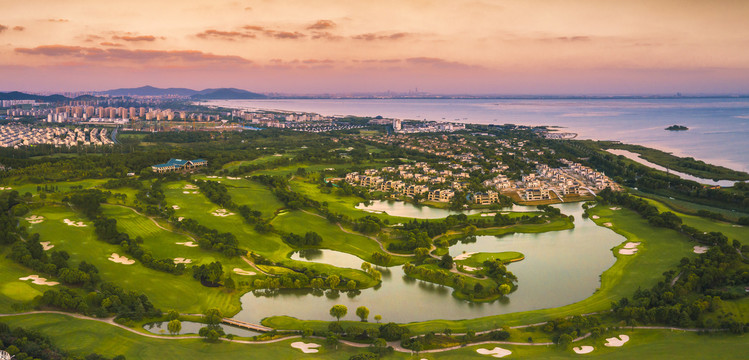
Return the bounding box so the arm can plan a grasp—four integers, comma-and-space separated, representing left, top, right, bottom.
1, 0, 748, 94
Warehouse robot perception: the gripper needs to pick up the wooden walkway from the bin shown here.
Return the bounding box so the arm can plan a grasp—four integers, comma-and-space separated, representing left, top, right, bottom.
222, 318, 274, 332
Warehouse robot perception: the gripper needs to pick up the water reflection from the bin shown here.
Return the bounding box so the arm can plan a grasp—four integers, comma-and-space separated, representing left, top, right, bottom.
236, 203, 625, 323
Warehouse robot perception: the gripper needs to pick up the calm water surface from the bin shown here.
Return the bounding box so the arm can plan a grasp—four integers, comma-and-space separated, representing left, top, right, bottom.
234, 203, 623, 323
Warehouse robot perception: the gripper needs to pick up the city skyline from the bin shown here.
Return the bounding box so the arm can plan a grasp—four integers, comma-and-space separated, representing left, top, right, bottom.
1, 0, 748, 94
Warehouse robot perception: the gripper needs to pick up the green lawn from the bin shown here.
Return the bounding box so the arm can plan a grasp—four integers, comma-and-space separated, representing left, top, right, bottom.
22, 205, 243, 315
0, 249, 53, 312
454, 251, 525, 267
270, 210, 395, 264
639, 197, 749, 241
0, 313, 380, 360
3, 314, 748, 360
192, 176, 284, 217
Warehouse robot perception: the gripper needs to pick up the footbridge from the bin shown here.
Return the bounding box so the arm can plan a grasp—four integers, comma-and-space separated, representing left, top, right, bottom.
222, 318, 274, 332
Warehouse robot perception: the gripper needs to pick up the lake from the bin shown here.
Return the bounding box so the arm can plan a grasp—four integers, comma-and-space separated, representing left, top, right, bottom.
355, 200, 539, 219
206, 98, 749, 173
234, 203, 624, 324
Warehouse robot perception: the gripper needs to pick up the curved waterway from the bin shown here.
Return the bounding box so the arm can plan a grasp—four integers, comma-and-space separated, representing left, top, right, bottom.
234, 202, 624, 324
355, 200, 539, 219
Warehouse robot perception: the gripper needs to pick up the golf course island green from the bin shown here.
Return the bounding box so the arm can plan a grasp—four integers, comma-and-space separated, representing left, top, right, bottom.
0, 121, 747, 360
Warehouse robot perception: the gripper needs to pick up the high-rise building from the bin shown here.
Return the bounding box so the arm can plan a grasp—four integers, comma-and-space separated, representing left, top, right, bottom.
393, 119, 402, 131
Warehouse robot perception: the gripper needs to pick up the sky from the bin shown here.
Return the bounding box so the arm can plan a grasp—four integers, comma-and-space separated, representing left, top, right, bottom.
1, 0, 748, 95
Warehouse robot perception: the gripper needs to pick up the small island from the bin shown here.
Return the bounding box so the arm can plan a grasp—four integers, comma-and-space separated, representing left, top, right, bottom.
665, 124, 689, 131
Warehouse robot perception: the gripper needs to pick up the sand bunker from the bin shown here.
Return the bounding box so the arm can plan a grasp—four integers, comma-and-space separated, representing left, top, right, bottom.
227, 176, 240, 180
453, 252, 476, 261
591, 215, 600, 219
63, 219, 87, 227
693, 245, 710, 254
462, 265, 479, 272
177, 217, 184, 221
108, 253, 135, 265
211, 209, 235, 217
618, 242, 641, 255
290, 342, 321, 354
40, 241, 54, 251
476, 347, 512, 358
573, 346, 594, 354
173, 257, 192, 264
480, 213, 496, 217
234, 268, 256, 276
26, 215, 45, 223
176, 241, 198, 247
0, 187, 12, 190
182, 191, 191, 194
172, 205, 180, 210
609, 207, 621, 210
603, 222, 613, 227
19, 275, 59, 286
184, 184, 198, 190
604, 335, 630, 347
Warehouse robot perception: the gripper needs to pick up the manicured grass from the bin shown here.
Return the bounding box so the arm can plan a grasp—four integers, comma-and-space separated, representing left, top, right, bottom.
9, 178, 110, 197
222, 153, 295, 170
192, 176, 284, 217
430, 329, 749, 359
164, 181, 290, 258
6, 314, 747, 360
265, 205, 695, 334
271, 210, 394, 264
0, 313, 384, 360
22, 205, 243, 315
454, 251, 525, 267
632, 189, 749, 222
0, 249, 51, 312
638, 197, 749, 241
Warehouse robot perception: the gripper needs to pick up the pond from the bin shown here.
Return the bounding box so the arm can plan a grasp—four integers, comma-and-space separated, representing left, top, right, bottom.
234, 203, 625, 324
355, 200, 539, 219
143, 321, 262, 338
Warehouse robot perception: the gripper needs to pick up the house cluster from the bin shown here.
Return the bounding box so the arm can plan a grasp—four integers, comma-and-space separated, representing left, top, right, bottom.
151, 158, 208, 173
0, 125, 113, 148
517, 161, 616, 201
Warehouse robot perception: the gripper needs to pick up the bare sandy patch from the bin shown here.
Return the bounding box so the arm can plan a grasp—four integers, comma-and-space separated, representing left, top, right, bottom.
63, 219, 87, 227
176, 241, 198, 247
40, 241, 54, 251
173, 257, 192, 264
591, 215, 600, 219
462, 265, 479, 272
0, 187, 12, 190
476, 347, 512, 358
453, 252, 476, 261
227, 176, 240, 180
290, 342, 321, 353
603, 222, 613, 227
234, 268, 256, 276
693, 245, 709, 254
480, 213, 496, 217
184, 184, 198, 190
609, 207, 621, 210
623, 242, 640, 249
26, 215, 45, 222
109, 253, 135, 265
604, 335, 630, 347
211, 209, 235, 217
19, 275, 58, 286
573, 346, 594, 354
183, 191, 191, 194
177, 217, 184, 222
172, 205, 180, 210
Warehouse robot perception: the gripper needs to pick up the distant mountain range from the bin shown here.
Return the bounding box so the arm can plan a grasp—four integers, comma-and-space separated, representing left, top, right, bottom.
99, 86, 267, 99
0, 91, 70, 102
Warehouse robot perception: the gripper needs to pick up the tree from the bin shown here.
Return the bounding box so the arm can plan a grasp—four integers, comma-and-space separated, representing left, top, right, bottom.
203, 308, 223, 325
167, 309, 180, 321
167, 319, 182, 335
328, 275, 341, 289
438, 254, 453, 269
374, 314, 382, 323
356, 306, 370, 322
499, 284, 511, 295
558, 333, 573, 349
330, 304, 347, 321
